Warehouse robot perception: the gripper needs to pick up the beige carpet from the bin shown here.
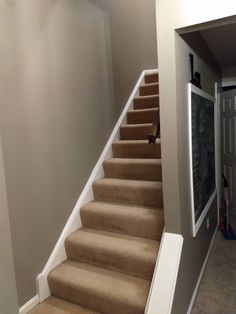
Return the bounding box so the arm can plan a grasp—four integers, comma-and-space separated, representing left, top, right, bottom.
31, 72, 163, 314
192, 217, 236, 314
29, 296, 101, 314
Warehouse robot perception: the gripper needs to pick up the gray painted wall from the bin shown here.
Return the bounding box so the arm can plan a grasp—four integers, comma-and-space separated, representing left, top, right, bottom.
93, 0, 158, 116
0, 0, 115, 306
0, 135, 19, 314
0, 0, 157, 307
155, 0, 227, 312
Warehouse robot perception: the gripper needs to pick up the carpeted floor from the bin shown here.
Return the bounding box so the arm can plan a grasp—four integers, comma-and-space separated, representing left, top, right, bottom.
192, 219, 236, 314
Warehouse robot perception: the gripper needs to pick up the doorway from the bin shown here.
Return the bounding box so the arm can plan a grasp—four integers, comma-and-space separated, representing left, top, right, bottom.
177, 16, 236, 313
178, 18, 236, 223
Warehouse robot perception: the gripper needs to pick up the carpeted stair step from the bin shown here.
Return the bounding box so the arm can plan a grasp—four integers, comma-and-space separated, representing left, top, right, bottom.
112, 140, 161, 159
127, 108, 159, 125
65, 228, 159, 279
93, 178, 163, 207
48, 260, 151, 314
145, 73, 159, 84
133, 95, 159, 110
29, 296, 101, 314
139, 83, 159, 96
103, 158, 162, 181
80, 201, 164, 240
120, 123, 155, 140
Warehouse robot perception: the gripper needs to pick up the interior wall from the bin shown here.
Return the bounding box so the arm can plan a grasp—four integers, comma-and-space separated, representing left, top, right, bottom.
93, 0, 158, 116
222, 67, 236, 87
173, 34, 220, 313
0, 0, 115, 306
155, 0, 233, 312
0, 135, 19, 314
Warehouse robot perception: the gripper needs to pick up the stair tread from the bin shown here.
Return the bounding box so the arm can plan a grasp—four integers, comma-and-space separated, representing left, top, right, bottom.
133, 95, 159, 110
49, 260, 151, 314
93, 178, 163, 207
104, 158, 161, 165
112, 140, 161, 159
82, 200, 163, 213
66, 228, 159, 279
29, 296, 101, 314
120, 124, 156, 140
113, 139, 161, 144
81, 201, 164, 241
129, 108, 158, 113
67, 227, 159, 254
140, 82, 159, 87
145, 72, 158, 78
121, 123, 154, 128
103, 157, 162, 181
134, 95, 159, 100
94, 177, 162, 188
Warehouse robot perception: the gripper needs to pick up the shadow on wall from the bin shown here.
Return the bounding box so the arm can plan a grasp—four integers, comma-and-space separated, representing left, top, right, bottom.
92, 0, 158, 117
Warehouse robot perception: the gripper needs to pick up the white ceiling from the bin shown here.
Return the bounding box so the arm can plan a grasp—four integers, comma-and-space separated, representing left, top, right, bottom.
200, 23, 236, 70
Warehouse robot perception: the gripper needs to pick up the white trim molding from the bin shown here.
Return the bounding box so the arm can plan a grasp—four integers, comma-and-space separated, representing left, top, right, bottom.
187, 226, 218, 314
214, 82, 221, 224
188, 83, 217, 237
145, 232, 184, 314
36, 69, 159, 302
19, 295, 39, 314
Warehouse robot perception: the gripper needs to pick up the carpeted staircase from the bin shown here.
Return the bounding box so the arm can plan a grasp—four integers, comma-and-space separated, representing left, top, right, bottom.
30, 72, 164, 314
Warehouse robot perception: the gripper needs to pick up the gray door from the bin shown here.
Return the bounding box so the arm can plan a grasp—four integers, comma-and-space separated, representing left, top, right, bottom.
221, 89, 236, 214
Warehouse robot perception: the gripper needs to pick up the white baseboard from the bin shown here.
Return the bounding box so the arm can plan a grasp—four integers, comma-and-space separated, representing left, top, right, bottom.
19, 295, 39, 314
187, 226, 218, 314
36, 69, 159, 302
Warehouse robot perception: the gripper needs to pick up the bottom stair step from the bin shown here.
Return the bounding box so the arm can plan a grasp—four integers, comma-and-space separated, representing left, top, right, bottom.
48, 260, 151, 314
29, 296, 100, 314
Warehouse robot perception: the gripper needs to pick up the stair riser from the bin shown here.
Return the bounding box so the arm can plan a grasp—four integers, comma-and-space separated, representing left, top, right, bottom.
145, 73, 159, 84
120, 125, 155, 140
139, 84, 159, 96
49, 279, 147, 314
112, 142, 161, 159
127, 110, 158, 125
133, 96, 159, 110
81, 207, 164, 240
65, 240, 157, 280
103, 162, 162, 181
93, 184, 163, 207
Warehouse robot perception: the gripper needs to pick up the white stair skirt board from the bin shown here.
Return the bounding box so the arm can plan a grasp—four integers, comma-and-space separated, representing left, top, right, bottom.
19, 295, 39, 314
145, 231, 184, 314
187, 226, 218, 314
36, 69, 159, 302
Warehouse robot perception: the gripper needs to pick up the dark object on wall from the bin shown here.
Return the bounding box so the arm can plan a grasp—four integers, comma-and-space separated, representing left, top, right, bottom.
189, 54, 202, 89
220, 174, 236, 240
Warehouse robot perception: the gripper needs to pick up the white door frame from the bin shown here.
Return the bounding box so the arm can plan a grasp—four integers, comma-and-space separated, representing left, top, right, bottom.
215, 82, 221, 224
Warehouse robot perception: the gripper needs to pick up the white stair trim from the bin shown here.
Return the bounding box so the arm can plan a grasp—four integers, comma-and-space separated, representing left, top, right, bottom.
19, 295, 39, 314
145, 231, 184, 314
36, 69, 159, 302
